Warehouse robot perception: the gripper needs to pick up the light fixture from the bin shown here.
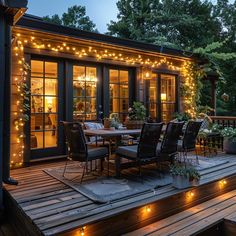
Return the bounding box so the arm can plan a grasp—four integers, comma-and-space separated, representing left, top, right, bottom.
161, 93, 167, 101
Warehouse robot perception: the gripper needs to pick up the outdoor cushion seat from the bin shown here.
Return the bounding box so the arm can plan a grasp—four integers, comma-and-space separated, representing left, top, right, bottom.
116, 145, 138, 159
87, 146, 108, 160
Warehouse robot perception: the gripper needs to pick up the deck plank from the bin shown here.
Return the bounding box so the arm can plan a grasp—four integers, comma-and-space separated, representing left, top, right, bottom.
4, 154, 236, 236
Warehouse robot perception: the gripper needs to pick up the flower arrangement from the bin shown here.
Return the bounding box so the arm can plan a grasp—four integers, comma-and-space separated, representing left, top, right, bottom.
221, 127, 236, 142
127, 102, 146, 121
170, 163, 201, 181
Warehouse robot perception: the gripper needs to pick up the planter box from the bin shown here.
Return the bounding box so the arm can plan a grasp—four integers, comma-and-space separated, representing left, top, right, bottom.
125, 120, 144, 129
224, 138, 236, 154
172, 175, 199, 189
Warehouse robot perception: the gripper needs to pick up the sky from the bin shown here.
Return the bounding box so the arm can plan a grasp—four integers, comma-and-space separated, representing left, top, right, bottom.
27, 0, 118, 33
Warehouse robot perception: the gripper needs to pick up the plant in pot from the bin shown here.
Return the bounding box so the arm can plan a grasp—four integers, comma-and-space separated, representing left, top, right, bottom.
125, 102, 146, 129
170, 163, 201, 189
173, 112, 191, 122
221, 127, 236, 154
109, 113, 122, 129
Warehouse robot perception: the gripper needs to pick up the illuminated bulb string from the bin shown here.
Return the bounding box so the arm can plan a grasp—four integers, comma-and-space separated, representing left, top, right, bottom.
10, 33, 197, 168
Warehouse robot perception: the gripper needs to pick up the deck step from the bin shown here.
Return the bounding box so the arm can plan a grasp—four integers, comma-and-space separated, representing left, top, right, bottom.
125, 189, 236, 236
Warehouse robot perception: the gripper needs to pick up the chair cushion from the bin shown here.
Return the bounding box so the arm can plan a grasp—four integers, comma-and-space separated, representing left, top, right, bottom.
116, 145, 138, 159
87, 146, 108, 160
84, 122, 104, 143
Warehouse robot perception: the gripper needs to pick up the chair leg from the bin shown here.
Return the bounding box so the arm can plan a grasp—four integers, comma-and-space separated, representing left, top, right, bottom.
80, 162, 87, 184
115, 155, 121, 178
107, 155, 110, 177
138, 162, 141, 177
195, 149, 199, 165
63, 159, 69, 177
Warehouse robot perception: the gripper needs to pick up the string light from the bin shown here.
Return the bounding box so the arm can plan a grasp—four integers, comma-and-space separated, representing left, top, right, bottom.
10, 32, 197, 168
146, 205, 151, 213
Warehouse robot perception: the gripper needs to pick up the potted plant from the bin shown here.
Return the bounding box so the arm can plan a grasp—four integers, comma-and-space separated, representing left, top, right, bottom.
170, 163, 201, 189
109, 113, 122, 129
173, 112, 191, 122
221, 127, 236, 154
125, 102, 146, 129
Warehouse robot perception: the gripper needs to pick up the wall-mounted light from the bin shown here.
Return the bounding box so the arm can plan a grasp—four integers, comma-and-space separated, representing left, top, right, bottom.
161, 93, 167, 101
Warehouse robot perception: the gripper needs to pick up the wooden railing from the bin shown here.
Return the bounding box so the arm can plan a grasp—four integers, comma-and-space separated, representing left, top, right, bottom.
210, 116, 236, 128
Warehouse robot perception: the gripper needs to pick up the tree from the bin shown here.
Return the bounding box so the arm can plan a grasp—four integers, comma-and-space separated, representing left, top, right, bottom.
108, 0, 236, 115
43, 5, 97, 32
107, 0, 222, 49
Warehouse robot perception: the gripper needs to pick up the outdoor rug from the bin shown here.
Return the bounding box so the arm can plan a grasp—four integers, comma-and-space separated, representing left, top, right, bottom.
44, 156, 228, 203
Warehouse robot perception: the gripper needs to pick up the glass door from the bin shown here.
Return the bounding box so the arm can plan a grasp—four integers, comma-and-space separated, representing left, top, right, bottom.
73, 65, 98, 121
30, 59, 63, 158
147, 73, 177, 122
160, 74, 176, 123
109, 69, 129, 121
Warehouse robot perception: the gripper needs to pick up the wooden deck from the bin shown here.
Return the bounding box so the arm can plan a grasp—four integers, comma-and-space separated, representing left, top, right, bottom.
4, 154, 236, 236
125, 189, 236, 236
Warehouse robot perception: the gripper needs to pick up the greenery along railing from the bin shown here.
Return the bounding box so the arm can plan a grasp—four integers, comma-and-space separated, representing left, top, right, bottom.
210, 116, 236, 129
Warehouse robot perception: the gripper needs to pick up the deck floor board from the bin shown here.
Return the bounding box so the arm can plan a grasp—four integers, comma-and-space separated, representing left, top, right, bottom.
4, 154, 236, 236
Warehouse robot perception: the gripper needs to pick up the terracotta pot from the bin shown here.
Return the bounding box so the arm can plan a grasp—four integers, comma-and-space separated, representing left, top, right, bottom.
125, 120, 144, 129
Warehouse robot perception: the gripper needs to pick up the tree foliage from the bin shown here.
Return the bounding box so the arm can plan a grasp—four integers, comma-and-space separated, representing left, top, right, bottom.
43, 5, 97, 32
108, 0, 236, 115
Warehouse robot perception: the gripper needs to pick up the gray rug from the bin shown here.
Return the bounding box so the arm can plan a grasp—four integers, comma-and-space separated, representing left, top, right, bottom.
44, 157, 228, 203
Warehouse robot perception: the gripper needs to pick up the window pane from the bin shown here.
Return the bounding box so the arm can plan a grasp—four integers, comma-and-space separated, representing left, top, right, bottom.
86, 82, 96, 97
31, 78, 43, 95
45, 114, 57, 130
161, 75, 176, 102
45, 62, 57, 78
86, 98, 96, 113
74, 98, 85, 113
31, 96, 43, 113
73, 66, 85, 79
120, 70, 128, 84
120, 99, 129, 113
73, 81, 85, 97
31, 132, 43, 149
109, 70, 118, 83
44, 131, 57, 148
150, 79, 157, 102
31, 60, 43, 77
31, 114, 43, 131
110, 98, 119, 113
120, 85, 129, 98
86, 67, 97, 80
45, 79, 57, 96
44, 96, 57, 113
110, 84, 119, 98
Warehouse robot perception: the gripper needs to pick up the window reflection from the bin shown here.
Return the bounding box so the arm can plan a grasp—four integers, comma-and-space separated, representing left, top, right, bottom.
73, 65, 97, 121
161, 75, 176, 122
109, 69, 129, 121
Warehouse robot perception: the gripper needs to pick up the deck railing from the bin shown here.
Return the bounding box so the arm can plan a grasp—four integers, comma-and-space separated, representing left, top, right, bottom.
210, 116, 236, 128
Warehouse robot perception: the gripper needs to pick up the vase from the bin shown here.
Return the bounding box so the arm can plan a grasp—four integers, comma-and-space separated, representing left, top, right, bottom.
125, 120, 144, 129
172, 175, 199, 189
224, 138, 236, 154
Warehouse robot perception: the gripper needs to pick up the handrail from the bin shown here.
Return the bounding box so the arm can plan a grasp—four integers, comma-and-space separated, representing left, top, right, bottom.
210, 116, 236, 128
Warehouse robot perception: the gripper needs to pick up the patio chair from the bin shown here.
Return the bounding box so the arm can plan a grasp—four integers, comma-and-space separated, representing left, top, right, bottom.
178, 120, 202, 164
62, 121, 109, 183
115, 122, 164, 177
156, 121, 185, 164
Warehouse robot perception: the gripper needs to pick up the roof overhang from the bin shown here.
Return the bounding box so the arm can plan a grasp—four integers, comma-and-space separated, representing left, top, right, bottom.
0, 0, 28, 25
16, 14, 198, 61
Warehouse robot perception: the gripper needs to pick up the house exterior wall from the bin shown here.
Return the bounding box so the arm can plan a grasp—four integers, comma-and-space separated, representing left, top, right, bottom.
9, 26, 197, 166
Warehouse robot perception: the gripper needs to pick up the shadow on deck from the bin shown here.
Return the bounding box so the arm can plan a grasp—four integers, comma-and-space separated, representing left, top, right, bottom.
3, 154, 236, 236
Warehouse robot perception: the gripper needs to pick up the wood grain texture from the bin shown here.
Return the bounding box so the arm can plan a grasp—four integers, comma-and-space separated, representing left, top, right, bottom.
3, 154, 236, 236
